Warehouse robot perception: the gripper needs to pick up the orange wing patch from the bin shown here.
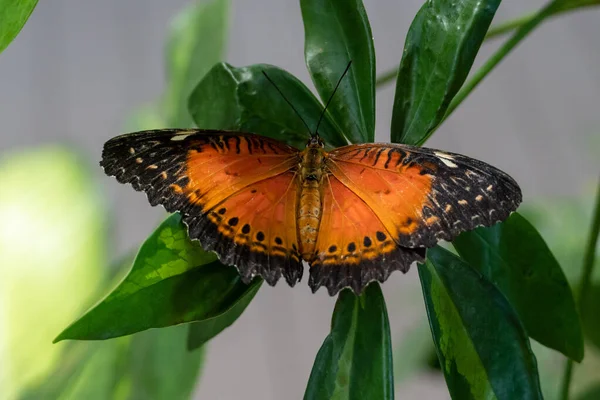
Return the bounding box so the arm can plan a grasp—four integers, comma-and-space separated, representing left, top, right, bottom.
308, 175, 425, 295
327, 143, 522, 248
101, 129, 303, 286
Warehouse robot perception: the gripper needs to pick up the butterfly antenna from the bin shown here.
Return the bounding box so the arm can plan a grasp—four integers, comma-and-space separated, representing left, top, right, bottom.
314, 60, 353, 136
262, 71, 312, 136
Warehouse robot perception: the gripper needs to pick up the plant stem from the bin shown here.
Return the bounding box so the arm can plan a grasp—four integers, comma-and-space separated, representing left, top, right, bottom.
559, 177, 600, 400
443, 1, 559, 119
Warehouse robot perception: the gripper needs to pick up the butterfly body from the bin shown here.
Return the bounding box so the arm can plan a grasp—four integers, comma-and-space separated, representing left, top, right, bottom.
298, 140, 326, 259
101, 129, 521, 295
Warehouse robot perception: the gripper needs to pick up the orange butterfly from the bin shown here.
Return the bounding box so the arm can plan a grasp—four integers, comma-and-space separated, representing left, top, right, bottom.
101, 129, 521, 295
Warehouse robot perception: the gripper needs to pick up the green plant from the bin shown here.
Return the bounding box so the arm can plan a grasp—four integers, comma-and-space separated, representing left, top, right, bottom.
3, 0, 598, 398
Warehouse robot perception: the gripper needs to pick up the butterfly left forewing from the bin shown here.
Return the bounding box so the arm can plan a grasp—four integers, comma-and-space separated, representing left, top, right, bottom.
326, 143, 522, 248
101, 129, 303, 286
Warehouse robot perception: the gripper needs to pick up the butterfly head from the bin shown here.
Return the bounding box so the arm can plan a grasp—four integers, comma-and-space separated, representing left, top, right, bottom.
307, 135, 325, 149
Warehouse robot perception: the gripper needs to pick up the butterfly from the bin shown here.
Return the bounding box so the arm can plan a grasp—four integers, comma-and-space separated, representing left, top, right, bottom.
101, 129, 522, 295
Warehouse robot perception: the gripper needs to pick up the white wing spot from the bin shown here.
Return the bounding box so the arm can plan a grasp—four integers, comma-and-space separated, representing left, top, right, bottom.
476, 195, 483, 201
129, 147, 135, 154
147, 164, 158, 170
434, 151, 455, 160
458, 200, 468, 205
434, 152, 458, 167
135, 157, 143, 164
445, 204, 452, 212
171, 134, 191, 141
486, 185, 493, 191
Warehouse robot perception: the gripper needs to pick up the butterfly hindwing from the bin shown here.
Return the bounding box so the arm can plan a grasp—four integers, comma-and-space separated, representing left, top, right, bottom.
308, 174, 425, 295
326, 143, 522, 249
101, 129, 303, 286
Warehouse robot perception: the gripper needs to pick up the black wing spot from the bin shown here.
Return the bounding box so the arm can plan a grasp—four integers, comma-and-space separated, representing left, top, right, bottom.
228, 217, 239, 226
256, 231, 265, 241
347, 242, 356, 252
218, 208, 226, 215
275, 237, 283, 245
328, 245, 337, 253
376, 231, 387, 241
242, 224, 251, 234
363, 236, 372, 247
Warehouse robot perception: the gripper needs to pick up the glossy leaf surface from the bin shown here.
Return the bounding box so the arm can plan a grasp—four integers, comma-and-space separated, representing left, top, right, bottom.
419, 246, 542, 400
301, 0, 375, 143
453, 213, 584, 361
189, 62, 347, 149
304, 283, 393, 400
164, 0, 229, 126
391, 0, 501, 145
55, 214, 260, 342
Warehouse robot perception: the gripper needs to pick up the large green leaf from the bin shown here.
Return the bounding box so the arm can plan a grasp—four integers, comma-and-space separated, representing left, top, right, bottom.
55, 214, 261, 342
301, 0, 375, 144
304, 283, 393, 400
452, 213, 584, 361
391, 0, 501, 145
0, 0, 38, 54
419, 246, 542, 400
164, 0, 229, 126
188, 62, 347, 149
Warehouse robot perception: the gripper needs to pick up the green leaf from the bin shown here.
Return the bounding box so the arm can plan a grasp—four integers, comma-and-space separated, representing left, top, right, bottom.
581, 283, 600, 351
555, 0, 600, 13
391, 0, 501, 145
577, 383, 600, 400
304, 283, 393, 400
186, 276, 262, 350
118, 325, 205, 400
164, 0, 229, 126
301, 0, 375, 144
188, 62, 347, 149
25, 327, 204, 400
393, 318, 436, 384
0, 0, 38, 54
452, 213, 584, 361
419, 246, 542, 400
55, 214, 261, 342
18, 342, 99, 400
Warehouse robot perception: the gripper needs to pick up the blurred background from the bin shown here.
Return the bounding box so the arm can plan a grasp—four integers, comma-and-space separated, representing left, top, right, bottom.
0, 0, 598, 399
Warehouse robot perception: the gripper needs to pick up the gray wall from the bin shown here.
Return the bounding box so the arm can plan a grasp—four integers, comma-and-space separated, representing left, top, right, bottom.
1, 1, 598, 399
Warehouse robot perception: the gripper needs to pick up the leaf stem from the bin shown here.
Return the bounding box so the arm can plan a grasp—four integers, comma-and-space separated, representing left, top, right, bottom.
559, 176, 600, 400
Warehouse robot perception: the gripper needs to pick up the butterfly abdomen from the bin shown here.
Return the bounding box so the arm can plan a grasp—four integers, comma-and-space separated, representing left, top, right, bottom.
298, 147, 325, 260
298, 180, 321, 260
